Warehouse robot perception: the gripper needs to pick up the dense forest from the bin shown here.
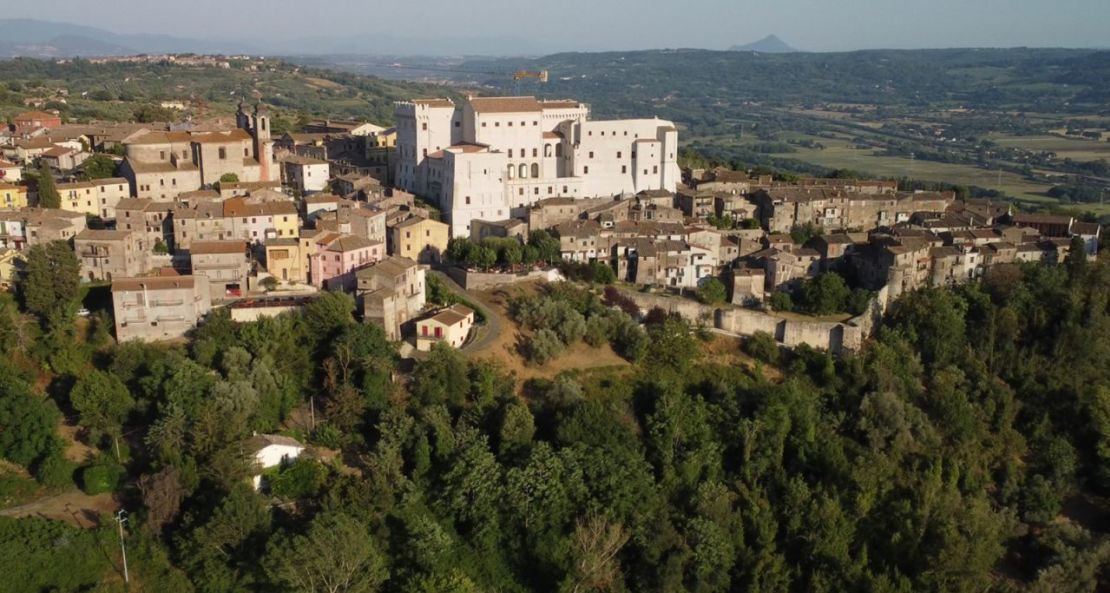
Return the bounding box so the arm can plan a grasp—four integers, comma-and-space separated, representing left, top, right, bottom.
1, 240, 1109, 592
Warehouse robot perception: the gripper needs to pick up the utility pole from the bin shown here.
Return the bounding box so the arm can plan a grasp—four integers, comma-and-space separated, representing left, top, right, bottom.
115, 510, 130, 584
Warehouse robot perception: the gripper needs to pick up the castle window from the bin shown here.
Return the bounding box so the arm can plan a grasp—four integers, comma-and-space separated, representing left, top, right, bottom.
589, 151, 594, 159
584, 166, 589, 174
495, 122, 500, 127
422, 122, 427, 131
532, 148, 538, 157
531, 163, 539, 178
508, 121, 513, 127
617, 151, 622, 158
518, 164, 527, 179
218, 147, 227, 159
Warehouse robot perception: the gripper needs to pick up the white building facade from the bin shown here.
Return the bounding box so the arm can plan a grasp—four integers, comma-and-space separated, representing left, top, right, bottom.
395, 96, 679, 236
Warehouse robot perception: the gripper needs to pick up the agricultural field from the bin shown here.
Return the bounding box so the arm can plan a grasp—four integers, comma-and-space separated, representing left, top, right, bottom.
989, 133, 1110, 162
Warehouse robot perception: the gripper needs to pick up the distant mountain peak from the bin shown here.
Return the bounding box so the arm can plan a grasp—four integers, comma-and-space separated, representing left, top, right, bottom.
729, 34, 798, 53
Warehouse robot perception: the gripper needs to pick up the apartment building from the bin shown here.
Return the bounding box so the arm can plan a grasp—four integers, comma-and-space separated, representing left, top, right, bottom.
111, 275, 212, 342
57, 177, 130, 219
189, 241, 250, 301
753, 189, 955, 233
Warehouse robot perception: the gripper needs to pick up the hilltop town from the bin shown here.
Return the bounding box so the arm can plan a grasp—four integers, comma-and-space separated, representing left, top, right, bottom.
0, 92, 1099, 352
1, 42, 1109, 593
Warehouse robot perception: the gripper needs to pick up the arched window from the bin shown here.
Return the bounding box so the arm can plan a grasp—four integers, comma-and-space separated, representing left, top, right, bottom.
555, 143, 563, 157
544, 144, 552, 157
507, 165, 515, 180
531, 163, 539, 178
518, 163, 527, 179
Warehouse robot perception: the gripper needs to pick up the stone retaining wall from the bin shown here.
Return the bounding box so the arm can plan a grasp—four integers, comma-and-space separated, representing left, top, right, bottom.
446, 267, 565, 291
618, 283, 894, 354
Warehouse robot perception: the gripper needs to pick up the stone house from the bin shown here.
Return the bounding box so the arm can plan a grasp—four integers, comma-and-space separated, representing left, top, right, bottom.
74, 229, 148, 282
355, 256, 426, 341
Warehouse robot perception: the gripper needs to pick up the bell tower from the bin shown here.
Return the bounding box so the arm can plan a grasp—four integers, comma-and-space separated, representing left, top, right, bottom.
252, 103, 275, 182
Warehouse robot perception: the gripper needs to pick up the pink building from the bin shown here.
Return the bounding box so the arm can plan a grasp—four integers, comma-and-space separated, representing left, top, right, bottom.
307, 232, 383, 290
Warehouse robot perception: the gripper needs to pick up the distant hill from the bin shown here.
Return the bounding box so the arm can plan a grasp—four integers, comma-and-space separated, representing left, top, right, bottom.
0, 19, 257, 57
729, 35, 798, 53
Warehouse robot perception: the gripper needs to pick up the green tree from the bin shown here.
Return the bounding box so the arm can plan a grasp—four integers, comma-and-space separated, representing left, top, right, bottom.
697, 278, 727, 305
70, 370, 135, 441
0, 387, 60, 466
79, 154, 117, 180
19, 241, 81, 325
35, 161, 60, 208
219, 173, 240, 184
264, 513, 389, 593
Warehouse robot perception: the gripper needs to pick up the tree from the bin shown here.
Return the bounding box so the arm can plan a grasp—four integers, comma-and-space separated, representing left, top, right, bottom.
0, 377, 60, 466
744, 331, 780, 364
564, 515, 629, 593
139, 466, 186, 535
80, 154, 116, 180
133, 104, 175, 123
264, 513, 388, 593
35, 161, 60, 208
697, 278, 727, 305
219, 173, 240, 184
527, 328, 564, 365
70, 370, 135, 441
798, 272, 851, 315
19, 241, 81, 325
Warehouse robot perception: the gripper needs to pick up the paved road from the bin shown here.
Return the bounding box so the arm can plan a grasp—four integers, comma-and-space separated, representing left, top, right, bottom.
427, 269, 505, 353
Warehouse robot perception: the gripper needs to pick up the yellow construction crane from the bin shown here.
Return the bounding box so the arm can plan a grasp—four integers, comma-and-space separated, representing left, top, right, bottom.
512, 70, 549, 83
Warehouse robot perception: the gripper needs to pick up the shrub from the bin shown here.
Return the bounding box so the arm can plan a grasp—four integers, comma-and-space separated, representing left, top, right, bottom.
584, 314, 611, 347
261, 276, 279, 291
35, 451, 76, 488
270, 459, 327, 499
79, 462, 125, 495
744, 331, 780, 364
611, 317, 648, 362
696, 277, 727, 305
768, 292, 794, 312
526, 329, 564, 365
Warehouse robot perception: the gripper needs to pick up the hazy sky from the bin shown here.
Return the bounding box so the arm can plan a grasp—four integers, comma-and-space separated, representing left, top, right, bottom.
9, 0, 1110, 52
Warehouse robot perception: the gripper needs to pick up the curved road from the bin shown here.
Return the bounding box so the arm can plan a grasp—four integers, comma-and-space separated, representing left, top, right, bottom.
427, 268, 505, 353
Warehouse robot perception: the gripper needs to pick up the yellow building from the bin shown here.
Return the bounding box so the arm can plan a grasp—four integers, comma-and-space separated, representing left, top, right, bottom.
0, 183, 28, 210
264, 238, 307, 284
391, 215, 449, 263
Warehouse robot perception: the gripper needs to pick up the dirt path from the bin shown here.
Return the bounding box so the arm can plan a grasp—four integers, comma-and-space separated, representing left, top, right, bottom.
0, 489, 118, 528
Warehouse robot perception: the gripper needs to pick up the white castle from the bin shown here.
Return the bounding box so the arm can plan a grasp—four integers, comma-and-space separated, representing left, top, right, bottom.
394, 96, 680, 236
